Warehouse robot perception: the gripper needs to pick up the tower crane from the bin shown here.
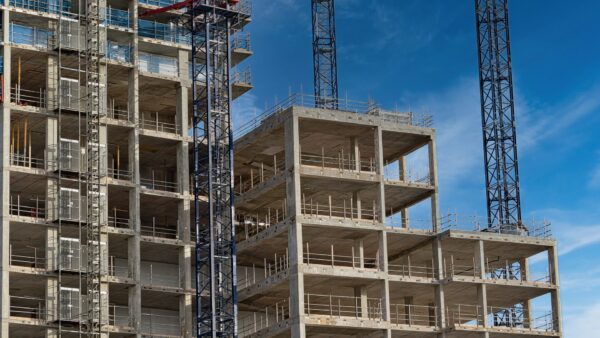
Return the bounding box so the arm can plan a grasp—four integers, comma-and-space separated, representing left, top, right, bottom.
141, 1, 246, 336
475, 0, 523, 233
312, 0, 338, 109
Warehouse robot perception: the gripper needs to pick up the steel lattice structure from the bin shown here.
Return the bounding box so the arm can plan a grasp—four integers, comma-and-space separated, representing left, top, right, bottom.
312, 0, 338, 109
475, 0, 522, 229
190, 1, 245, 337
83, 0, 104, 335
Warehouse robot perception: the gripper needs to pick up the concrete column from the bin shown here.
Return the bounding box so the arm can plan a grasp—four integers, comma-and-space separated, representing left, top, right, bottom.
474, 240, 485, 279
428, 137, 440, 231
354, 286, 368, 318
373, 127, 386, 223
398, 156, 409, 228
46, 227, 58, 271
518, 257, 534, 328
284, 114, 305, 338
46, 116, 58, 171
127, 44, 142, 335
0, 23, 11, 332
353, 239, 364, 269
45, 278, 58, 322
353, 191, 362, 219
378, 232, 391, 325
178, 50, 189, 82
351, 137, 360, 171
432, 237, 446, 329
179, 246, 193, 336
46, 54, 59, 111
474, 240, 488, 329
548, 246, 562, 333
177, 140, 190, 241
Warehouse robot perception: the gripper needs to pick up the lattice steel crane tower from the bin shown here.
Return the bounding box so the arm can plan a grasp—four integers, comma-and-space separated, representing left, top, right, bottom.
475, 0, 523, 231
141, 1, 247, 336
312, 0, 338, 109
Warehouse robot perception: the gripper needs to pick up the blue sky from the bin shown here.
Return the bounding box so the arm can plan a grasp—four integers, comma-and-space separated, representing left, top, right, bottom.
232, 1, 600, 336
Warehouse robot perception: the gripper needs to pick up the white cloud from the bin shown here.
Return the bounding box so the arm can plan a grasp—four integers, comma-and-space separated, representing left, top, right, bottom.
232, 93, 260, 132
518, 85, 600, 150
563, 301, 600, 338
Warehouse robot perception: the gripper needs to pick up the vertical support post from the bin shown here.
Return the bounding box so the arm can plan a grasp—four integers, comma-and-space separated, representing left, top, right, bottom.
428, 136, 440, 231
285, 114, 305, 338
548, 246, 562, 332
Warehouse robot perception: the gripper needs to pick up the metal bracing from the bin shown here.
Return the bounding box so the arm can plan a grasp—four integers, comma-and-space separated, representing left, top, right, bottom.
83, 0, 104, 335
475, 0, 522, 229
190, 2, 244, 337
312, 0, 338, 109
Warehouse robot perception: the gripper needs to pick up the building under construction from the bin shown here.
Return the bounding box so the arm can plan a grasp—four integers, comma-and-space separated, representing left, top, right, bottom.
0, 1, 563, 338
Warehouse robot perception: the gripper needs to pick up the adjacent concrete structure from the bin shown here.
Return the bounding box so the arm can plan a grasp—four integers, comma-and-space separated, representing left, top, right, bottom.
0, 0, 251, 337
234, 100, 562, 338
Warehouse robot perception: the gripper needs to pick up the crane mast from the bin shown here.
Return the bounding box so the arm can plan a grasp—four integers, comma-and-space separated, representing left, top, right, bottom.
475, 0, 522, 230
312, 0, 338, 109
141, 1, 245, 336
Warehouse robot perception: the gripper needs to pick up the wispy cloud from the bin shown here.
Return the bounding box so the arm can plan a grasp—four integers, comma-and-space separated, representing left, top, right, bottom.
590, 151, 600, 188
232, 93, 260, 132
518, 85, 600, 150
564, 300, 600, 338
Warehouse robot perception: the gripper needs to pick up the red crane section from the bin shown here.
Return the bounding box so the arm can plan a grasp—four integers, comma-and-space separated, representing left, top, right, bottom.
139, 0, 239, 18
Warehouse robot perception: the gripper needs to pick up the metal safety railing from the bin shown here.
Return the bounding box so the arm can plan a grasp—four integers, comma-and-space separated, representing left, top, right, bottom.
108, 168, 133, 181
238, 253, 289, 290
386, 214, 435, 232
439, 213, 553, 239
9, 23, 51, 49
138, 19, 190, 45
447, 304, 557, 332
108, 257, 130, 278
234, 93, 433, 140
388, 262, 435, 279
107, 40, 133, 64
11, 86, 47, 108
10, 295, 48, 321
390, 304, 438, 327
236, 156, 285, 195
444, 255, 482, 278
232, 67, 252, 85
301, 152, 376, 173
105, 7, 130, 28
304, 242, 378, 269
9, 0, 72, 15
141, 173, 179, 193
139, 52, 179, 77
140, 217, 179, 240
108, 208, 130, 229
301, 195, 379, 223
141, 312, 181, 336
139, 113, 181, 135
236, 207, 287, 242
109, 305, 131, 327
384, 165, 431, 185
232, 32, 251, 51
9, 245, 46, 269
304, 293, 383, 320
239, 299, 289, 337
9, 195, 46, 219
10, 152, 46, 169
142, 263, 181, 288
